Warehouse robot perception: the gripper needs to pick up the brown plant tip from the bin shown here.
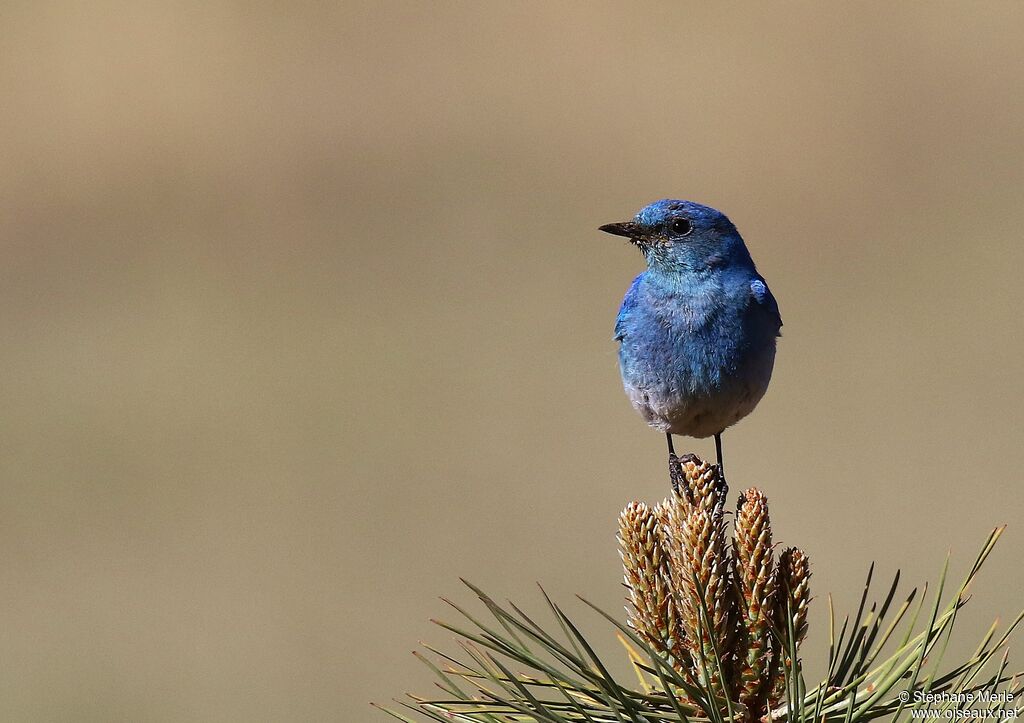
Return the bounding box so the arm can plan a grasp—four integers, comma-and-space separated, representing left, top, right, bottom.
733, 487, 777, 716
665, 501, 733, 694
778, 547, 811, 644
617, 502, 690, 675
665, 454, 727, 520
655, 454, 734, 699
681, 455, 727, 516
769, 546, 812, 708
617, 457, 810, 720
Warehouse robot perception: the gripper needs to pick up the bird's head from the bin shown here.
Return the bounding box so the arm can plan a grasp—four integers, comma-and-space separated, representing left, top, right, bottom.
599, 199, 752, 274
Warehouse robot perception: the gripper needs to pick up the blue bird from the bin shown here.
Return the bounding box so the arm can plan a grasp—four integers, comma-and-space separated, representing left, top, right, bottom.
599, 199, 781, 476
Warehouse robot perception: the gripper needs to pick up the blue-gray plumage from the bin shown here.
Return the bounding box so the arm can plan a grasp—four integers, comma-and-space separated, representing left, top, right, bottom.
599, 199, 781, 471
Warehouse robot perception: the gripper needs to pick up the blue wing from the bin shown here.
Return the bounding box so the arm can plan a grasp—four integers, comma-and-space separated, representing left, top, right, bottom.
614, 273, 644, 342
750, 277, 783, 334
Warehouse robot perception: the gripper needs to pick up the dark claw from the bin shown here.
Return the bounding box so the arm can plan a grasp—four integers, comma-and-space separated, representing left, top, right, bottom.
669, 453, 683, 494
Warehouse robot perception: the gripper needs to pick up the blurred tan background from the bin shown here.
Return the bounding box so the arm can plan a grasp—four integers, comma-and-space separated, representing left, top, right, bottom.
1, 1, 1023, 720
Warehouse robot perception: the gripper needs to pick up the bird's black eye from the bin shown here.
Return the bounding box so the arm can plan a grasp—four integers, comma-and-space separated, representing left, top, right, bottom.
670, 219, 692, 236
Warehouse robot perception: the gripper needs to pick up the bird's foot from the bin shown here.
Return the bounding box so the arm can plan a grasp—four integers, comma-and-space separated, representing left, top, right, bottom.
668, 453, 683, 494
668, 452, 700, 499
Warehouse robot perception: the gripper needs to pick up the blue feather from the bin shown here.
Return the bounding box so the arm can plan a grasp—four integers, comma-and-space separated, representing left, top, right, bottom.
602, 200, 781, 440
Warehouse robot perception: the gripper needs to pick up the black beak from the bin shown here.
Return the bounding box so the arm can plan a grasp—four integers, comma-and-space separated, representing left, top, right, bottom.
598, 221, 639, 238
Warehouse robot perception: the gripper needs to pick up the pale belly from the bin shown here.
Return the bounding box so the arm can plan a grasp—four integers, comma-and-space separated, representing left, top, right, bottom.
621, 340, 776, 438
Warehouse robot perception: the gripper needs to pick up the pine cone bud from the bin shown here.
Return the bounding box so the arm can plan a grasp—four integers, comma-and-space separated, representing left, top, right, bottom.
769, 547, 811, 707
680, 455, 727, 517
665, 499, 733, 695
618, 502, 689, 672
733, 488, 777, 718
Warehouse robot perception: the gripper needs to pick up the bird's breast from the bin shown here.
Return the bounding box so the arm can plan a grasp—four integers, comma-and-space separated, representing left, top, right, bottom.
615, 278, 776, 427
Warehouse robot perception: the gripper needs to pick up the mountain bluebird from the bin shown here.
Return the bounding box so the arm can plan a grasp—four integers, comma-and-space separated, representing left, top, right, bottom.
599, 199, 781, 476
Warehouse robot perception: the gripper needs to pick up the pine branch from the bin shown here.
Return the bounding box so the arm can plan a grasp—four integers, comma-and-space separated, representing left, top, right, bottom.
383, 456, 1021, 723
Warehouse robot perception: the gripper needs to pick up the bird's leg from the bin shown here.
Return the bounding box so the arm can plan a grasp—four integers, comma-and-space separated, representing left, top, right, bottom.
714, 432, 728, 494
666, 433, 683, 494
